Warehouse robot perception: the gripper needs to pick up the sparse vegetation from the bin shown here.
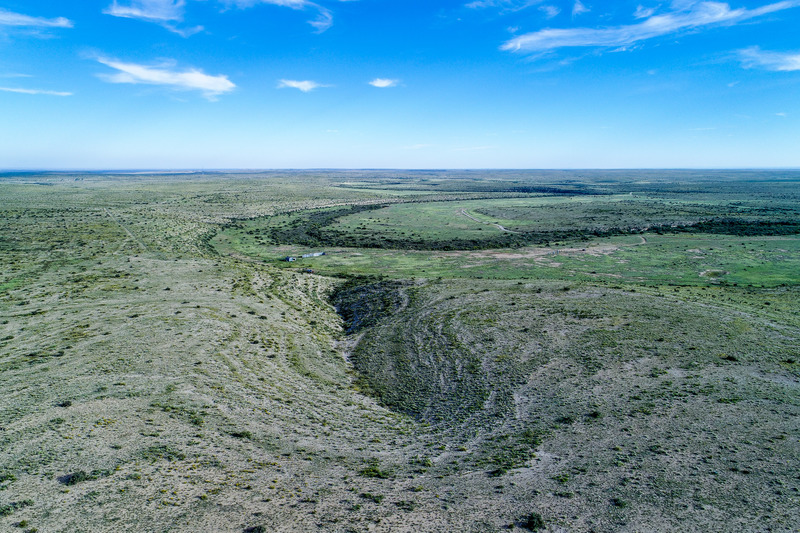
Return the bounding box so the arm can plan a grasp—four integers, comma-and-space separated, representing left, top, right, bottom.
0, 500, 32, 517
1, 171, 798, 532
141, 445, 186, 462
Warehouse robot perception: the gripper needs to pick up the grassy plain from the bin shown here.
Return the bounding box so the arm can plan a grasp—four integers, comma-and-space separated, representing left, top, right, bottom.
1, 170, 799, 532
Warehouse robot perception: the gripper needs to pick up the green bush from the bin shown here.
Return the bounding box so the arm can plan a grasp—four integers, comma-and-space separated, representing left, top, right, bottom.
521, 512, 545, 530
358, 461, 391, 479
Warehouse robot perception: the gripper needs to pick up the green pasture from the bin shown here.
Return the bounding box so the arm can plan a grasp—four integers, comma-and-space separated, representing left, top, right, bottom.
321, 193, 792, 245
551, 234, 800, 288
216, 220, 800, 289
214, 190, 800, 288
324, 195, 637, 241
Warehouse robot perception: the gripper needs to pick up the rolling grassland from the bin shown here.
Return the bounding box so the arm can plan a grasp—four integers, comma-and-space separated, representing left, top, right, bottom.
1, 171, 798, 532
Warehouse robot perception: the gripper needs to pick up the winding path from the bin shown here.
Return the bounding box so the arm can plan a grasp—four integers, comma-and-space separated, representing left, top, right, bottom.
105, 208, 149, 252
459, 209, 521, 234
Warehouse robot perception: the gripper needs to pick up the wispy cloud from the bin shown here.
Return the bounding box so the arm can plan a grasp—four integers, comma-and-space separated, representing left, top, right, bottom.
465, 0, 542, 13
634, 4, 657, 18
308, 6, 333, 32
539, 5, 561, 18
277, 79, 327, 92
738, 46, 800, 71
369, 78, 399, 88
0, 8, 73, 28
104, 1, 203, 36
502, 1, 800, 53
105, 0, 184, 21
0, 87, 72, 96
105, 0, 333, 34
572, 0, 589, 17
97, 57, 235, 99
223, 0, 334, 32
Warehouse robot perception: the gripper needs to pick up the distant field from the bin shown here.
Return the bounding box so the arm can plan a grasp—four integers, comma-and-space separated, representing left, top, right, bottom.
217, 232, 799, 284
323, 193, 776, 239
222, 180, 800, 252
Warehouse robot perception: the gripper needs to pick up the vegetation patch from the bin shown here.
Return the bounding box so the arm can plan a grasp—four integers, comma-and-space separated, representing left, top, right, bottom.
58, 470, 111, 486
141, 445, 186, 462
520, 512, 546, 531
358, 461, 392, 479
331, 277, 412, 334
0, 500, 32, 517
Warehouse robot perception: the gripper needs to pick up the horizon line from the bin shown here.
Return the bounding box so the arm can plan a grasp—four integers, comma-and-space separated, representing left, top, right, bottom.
3, 167, 800, 173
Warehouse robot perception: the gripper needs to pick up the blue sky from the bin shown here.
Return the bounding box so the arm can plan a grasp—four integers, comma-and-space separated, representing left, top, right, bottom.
1, 0, 798, 169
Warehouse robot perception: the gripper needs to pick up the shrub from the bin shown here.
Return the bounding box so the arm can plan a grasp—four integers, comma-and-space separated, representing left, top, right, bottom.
60, 471, 90, 486
359, 492, 384, 504
521, 512, 545, 530
358, 462, 391, 479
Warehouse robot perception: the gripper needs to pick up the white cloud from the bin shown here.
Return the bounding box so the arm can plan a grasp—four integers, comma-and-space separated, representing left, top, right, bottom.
308, 6, 333, 32
97, 57, 235, 99
572, 0, 590, 17
670, 0, 698, 10
0, 8, 73, 28
369, 78, 399, 88
775, 112, 787, 116
104, 1, 203, 36
278, 79, 326, 92
223, 0, 334, 32
105, 0, 184, 21
105, 0, 333, 33
539, 5, 561, 18
226, 0, 308, 6
166, 24, 205, 36
738, 46, 800, 71
634, 5, 658, 18
0, 87, 72, 96
465, 0, 542, 12
502, 1, 800, 53
466, 0, 510, 8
